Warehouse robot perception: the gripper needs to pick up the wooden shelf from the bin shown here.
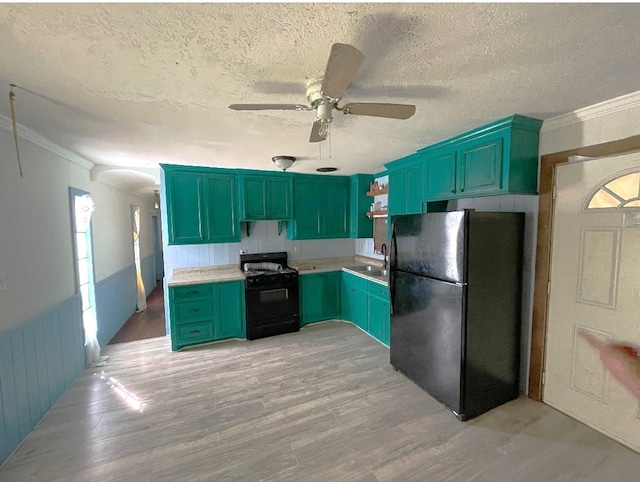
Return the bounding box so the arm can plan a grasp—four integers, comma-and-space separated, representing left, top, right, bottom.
366, 210, 388, 218
366, 188, 388, 196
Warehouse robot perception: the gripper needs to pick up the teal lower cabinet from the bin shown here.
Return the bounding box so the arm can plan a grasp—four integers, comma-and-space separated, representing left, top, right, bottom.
368, 295, 390, 345
300, 271, 341, 325
341, 271, 390, 346
214, 281, 247, 339
169, 280, 245, 351
354, 289, 369, 332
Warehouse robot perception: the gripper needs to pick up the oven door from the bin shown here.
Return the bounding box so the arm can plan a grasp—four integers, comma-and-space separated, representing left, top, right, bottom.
245, 279, 299, 322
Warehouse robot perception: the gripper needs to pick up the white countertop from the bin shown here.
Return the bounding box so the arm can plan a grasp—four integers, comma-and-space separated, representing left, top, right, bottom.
168, 264, 244, 287
168, 255, 387, 287
288, 255, 388, 285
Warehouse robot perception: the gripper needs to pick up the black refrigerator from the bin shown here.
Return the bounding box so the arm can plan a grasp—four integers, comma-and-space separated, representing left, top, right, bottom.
389, 210, 524, 421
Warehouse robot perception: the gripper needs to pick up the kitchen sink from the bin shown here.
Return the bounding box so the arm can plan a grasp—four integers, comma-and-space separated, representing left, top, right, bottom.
344, 265, 389, 279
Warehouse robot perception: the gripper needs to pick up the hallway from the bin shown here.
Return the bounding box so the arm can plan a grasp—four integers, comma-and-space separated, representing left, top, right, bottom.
108, 282, 166, 344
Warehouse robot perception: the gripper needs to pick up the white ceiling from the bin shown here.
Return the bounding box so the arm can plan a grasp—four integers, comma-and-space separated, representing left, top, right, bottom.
2, 3, 640, 199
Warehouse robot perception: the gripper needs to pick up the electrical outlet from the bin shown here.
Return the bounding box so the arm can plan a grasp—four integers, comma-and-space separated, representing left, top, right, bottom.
0, 273, 6, 291
239, 249, 247, 255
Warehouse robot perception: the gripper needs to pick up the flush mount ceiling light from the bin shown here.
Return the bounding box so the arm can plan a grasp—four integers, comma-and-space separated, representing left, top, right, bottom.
316, 167, 338, 173
272, 155, 296, 172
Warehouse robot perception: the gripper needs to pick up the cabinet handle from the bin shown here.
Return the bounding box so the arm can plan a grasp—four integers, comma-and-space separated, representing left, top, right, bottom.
188, 290, 200, 295
189, 308, 200, 313
189, 330, 201, 335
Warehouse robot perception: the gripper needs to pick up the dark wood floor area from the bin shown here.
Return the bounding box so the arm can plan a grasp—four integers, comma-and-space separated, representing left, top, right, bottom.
108, 281, 166, 344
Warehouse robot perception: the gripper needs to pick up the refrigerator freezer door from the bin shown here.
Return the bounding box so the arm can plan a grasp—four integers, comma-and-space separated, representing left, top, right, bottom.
390, 271, 464, 414
393, 211, 465, 283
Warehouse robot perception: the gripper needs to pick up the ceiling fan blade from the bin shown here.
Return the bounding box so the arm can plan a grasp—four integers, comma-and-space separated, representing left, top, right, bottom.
341, 102, 416, 120
309, 120, 326, 143
321, 43, 365, 100
229, 103, 307, 111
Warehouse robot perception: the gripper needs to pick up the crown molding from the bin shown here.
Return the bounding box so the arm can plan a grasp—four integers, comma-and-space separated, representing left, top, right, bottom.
0, 113, 94, 170
541, 90, 640, 132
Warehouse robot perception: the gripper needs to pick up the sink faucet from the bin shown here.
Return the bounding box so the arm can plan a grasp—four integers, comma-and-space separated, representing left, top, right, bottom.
381, 243, 388, 269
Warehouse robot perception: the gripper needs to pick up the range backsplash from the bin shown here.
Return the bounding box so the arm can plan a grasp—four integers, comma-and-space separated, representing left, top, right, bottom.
164, 221, 360, 273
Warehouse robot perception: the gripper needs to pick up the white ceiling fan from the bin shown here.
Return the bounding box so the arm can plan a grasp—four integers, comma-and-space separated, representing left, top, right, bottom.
229, 43, 416, 143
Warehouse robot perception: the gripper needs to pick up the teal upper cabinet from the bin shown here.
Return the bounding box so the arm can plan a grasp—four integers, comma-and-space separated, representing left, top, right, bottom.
164, 170, 207, 244
323, 178, 350, 238
205, 173, 240, 243
288, 177, 320, 239
459, 136, 503, 195
287, 175, 350, 240
349, 174, 374, 238
424, 151, 457, 199
238, 173, 293, 220
416, 114, 543, 201
388, 154, 425, 216
163, 165, 240, 245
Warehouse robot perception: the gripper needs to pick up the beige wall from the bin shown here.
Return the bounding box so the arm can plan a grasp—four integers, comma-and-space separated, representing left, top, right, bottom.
540, 91, 640, 155
0, 125, 156, 334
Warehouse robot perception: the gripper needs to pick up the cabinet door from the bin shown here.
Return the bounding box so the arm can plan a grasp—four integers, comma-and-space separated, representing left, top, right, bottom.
300, 274, 323, 325
354, 289, 369, 331
266, 177, 292, 219
459, 137, 503, 195
349, 175, 373, 238
288, 179, 320, 239
320, 271, 341, 319
405, 163, 424, 214
242, 177, 267, 220
322, 180, 349, 238
388, 169, 406, 217
381, 299, 390, 346
166, 172, 206, 244
214, 281, 246, 339
368, 295, 385, 343
301, 272, 341, 324
425, 152, 457, 200
205, 174, 240, 243
342, 286, 356, 322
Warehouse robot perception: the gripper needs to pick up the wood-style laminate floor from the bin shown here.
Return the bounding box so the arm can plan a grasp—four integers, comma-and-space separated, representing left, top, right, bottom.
108, 281, 166, 345
2, 321, 639, 481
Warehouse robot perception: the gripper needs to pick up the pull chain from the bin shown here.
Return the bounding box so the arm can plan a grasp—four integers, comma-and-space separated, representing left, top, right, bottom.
9, 84, 24, 178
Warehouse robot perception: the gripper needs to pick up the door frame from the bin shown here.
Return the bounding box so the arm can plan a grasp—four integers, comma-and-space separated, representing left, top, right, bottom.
528, 134, 640, 400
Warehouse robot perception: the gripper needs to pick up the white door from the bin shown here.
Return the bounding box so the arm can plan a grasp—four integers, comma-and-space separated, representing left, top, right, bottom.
544, 152, 640, 451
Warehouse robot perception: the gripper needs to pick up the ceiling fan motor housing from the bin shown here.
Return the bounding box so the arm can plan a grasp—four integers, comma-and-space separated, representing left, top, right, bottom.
306, 76, 335, 124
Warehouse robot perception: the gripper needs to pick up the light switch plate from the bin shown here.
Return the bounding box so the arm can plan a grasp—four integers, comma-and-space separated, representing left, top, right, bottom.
0, 272, 6, 291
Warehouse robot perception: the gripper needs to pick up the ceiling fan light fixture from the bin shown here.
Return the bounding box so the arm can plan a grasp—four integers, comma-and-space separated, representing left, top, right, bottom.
272, 155, 296, 171
317, 120, 330, 139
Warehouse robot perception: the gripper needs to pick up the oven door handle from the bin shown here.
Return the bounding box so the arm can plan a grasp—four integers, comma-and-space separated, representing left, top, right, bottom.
245, 281, 298, 291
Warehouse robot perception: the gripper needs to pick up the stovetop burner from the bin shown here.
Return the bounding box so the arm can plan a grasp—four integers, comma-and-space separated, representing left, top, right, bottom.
240, 251, 293, 274
240, 252, 298, 287
243, 267, 298, 278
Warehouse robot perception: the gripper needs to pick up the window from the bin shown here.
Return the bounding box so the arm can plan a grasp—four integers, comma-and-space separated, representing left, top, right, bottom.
586, 171, 640, 210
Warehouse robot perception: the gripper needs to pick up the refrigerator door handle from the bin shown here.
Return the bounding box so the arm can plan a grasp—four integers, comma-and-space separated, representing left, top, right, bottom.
390, 222, 397, 313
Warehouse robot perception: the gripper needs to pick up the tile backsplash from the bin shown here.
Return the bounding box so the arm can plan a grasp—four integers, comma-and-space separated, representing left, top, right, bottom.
164, 221, 356, 275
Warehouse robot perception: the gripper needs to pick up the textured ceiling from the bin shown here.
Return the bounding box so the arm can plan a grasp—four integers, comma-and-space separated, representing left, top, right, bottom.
2, 3, 640, 199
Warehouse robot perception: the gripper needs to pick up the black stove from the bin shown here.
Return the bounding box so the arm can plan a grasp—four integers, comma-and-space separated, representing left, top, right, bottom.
240, 252, 300, 340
